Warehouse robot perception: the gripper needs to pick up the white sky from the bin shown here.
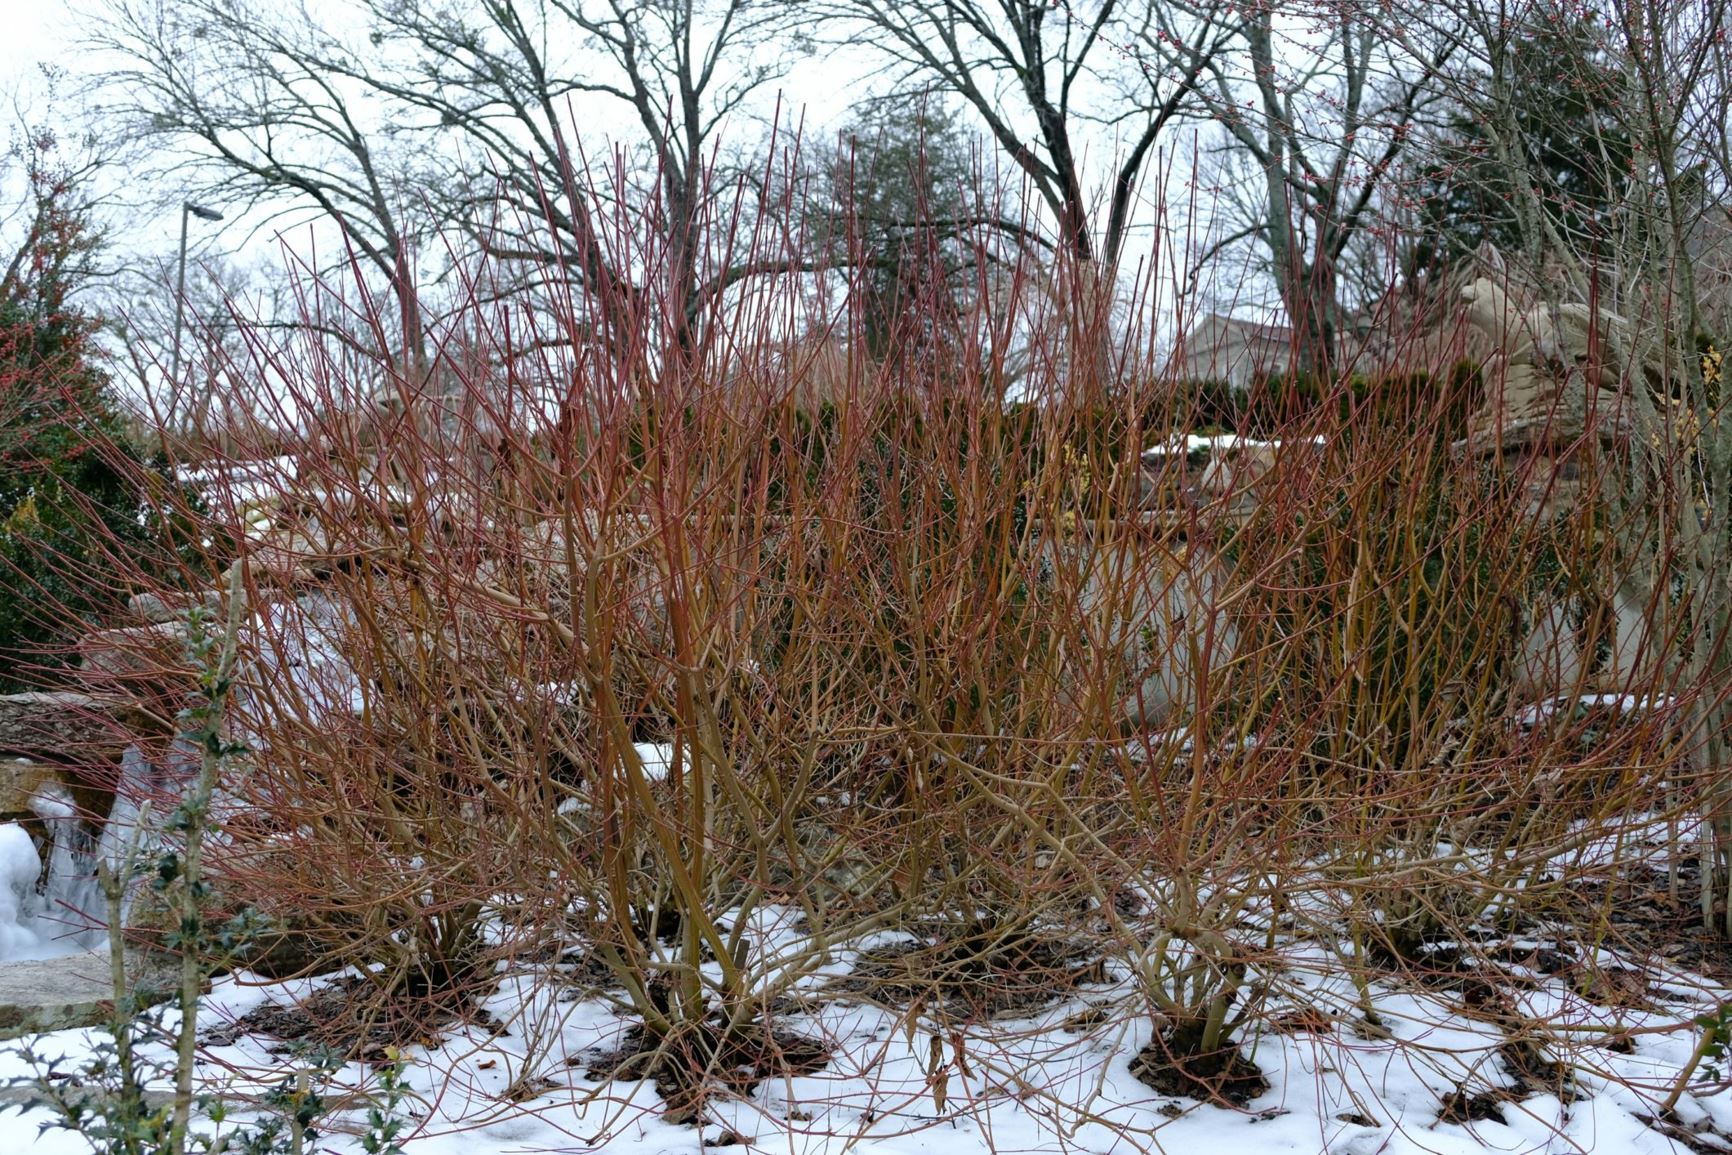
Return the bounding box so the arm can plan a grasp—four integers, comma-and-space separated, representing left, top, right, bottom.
0, 1, 71, 100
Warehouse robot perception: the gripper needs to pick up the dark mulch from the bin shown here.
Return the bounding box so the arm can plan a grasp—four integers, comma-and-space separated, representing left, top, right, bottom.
1437, 1085, 1509, 1126
200, 975, 499, 1061
1500, 1038, 1577, 1102
836, 921, 1105, 1019
585, 1018, 829, 1121
1488, 943, 1574, 976
1267, 1006, 1336, 1035
554, 947, 624, 997
1128, 1034, 1269, 1107
1569, 866, 1732, 985
1635, 1111, 1732, 1154
703, 1130, 749, 1147
1385, 944, 1519, 1012
1435, 1047, 1573, 1129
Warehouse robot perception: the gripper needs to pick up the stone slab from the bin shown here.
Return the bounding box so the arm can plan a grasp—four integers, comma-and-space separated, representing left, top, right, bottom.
0, 692, 136, 764
0, 947, 173, 1039
127, 590, 223, 625
0, 759, 64, 822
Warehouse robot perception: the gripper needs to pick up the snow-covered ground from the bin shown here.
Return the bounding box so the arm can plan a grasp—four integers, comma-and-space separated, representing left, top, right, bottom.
3, 888, 1729, 1155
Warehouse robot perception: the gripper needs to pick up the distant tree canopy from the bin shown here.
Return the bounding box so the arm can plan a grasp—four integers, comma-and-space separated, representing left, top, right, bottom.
0, 135, 156, 691
821, 102, 980, 363
1411, 22, 1633, 272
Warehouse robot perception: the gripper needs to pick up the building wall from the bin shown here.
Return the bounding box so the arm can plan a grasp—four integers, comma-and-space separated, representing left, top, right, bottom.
1173, 314, 1295, 387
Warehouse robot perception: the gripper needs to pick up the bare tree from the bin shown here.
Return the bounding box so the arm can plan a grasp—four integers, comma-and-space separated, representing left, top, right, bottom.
105, 252, 291, 455
96, 1, 432, 378
1591, 0, 1732, 934
814, 0, 1238, 381
329, 0, 802, 370
1397, 0, 1732, 930
1197, 2, 1453, 378
94, 0, 802, 383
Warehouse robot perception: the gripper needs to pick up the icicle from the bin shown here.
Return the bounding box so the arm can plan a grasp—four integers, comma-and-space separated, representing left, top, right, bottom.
26, 783, 105, 955
0, 823, 44, 960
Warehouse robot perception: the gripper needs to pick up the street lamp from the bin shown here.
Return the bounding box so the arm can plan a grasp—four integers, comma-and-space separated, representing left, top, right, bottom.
171, 201, 224, 391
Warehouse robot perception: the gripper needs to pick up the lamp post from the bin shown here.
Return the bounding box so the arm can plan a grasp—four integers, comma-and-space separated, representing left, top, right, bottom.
171, 201, 224, 390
